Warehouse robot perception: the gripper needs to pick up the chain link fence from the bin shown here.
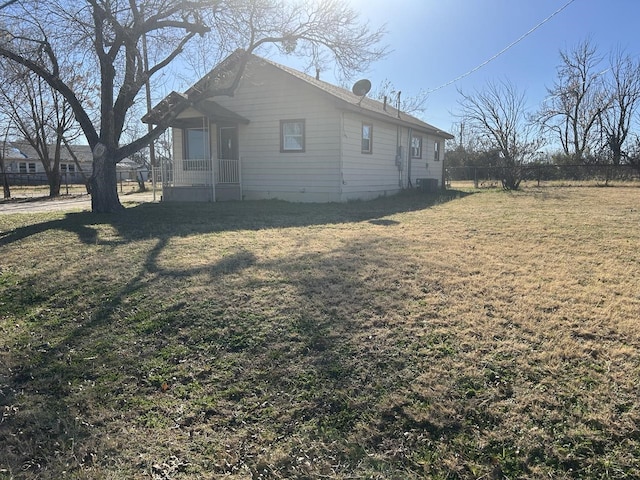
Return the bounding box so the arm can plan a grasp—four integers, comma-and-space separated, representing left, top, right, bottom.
447, 164, 640, 188
1, 168, 148, 198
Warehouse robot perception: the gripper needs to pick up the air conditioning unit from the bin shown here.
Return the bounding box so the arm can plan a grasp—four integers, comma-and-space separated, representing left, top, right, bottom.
416, 178, 438, 192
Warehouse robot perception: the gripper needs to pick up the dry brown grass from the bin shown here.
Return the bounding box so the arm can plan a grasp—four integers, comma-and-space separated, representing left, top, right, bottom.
1, 186, 639, 479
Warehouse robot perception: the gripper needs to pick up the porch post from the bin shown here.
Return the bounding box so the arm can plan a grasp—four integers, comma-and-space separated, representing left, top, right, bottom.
210, 155, 216, 202
238, 156, 242, 200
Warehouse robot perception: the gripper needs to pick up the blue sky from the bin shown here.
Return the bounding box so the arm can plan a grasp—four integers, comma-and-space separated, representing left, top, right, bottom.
269, 0, 640, 137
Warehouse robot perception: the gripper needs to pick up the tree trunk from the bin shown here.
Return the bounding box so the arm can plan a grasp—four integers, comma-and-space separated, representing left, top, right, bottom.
90, 144, 124, 213
48, 170, 62, 197
2, 172, 10, 199
136, 170, 147, 192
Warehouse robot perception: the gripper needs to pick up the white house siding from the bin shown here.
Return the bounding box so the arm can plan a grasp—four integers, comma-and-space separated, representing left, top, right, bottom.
340, 112, 404, 201
211, 63, 342, 202
169, 58, 451, 202
408, 135, 445, 187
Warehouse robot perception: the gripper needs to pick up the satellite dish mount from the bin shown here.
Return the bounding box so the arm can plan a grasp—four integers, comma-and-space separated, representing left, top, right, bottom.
352, 79, 372, 105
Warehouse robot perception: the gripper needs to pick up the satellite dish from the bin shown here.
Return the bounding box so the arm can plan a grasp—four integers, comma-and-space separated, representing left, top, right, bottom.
352, 79, 372, 97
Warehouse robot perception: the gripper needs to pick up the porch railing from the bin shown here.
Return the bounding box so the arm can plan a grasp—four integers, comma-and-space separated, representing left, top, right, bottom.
161, 157, 240, 187
218, 158, 240, 184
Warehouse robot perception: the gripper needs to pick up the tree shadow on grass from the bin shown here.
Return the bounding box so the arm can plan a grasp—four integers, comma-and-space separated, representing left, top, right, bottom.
0, 233, 259, 477
0, 190, 470, 478
0, 189, 469, 248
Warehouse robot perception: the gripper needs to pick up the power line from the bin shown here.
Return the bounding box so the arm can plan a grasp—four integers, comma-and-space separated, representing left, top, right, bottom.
427, 0, 576, 94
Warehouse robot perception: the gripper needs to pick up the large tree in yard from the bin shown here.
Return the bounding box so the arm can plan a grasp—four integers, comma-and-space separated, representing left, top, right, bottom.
0, 0, 385, 212
536, 39, 610, 164
600, 49, 640, 165
457, 80, 542, 190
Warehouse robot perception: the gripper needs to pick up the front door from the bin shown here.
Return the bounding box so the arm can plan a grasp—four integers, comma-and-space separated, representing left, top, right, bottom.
218, 126, 238, 160
217, 126, 239, 184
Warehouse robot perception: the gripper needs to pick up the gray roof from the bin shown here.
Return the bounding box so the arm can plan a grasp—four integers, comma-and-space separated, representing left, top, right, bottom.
258, 56, 453, 138
1, 141, 93, 163
145, 51, 453, 139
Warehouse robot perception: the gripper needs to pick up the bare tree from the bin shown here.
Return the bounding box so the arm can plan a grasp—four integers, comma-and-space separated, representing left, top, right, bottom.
457, 80, 542, 190
0, 0, 386, 212
599, 49, 640, 165
537, 39, 610, 163
0, 62, 86, 197
0, 115, 11, 199
372, 79, 428, 115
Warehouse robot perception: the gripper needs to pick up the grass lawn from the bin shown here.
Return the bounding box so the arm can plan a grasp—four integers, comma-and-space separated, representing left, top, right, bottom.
1, 187, 639, 479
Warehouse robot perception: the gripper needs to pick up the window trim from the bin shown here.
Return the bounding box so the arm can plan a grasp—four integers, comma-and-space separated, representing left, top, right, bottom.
361, 122, 373, 154
280, 119, 306, 153
411, 134, 423, 159
183, 126, 211, 171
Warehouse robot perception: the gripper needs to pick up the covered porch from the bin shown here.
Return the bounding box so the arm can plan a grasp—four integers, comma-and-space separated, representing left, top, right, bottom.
145, 94, 249, 202
162, 155, 242, 202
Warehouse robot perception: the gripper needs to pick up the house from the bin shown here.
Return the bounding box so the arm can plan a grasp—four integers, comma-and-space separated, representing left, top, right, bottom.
1, 141, 93, 182
1, 141, 147, 184
145, 52, 453, 202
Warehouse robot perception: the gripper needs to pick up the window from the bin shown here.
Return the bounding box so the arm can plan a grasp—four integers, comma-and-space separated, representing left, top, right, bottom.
281, 119, 305, 152
434, 141, 441, 161
60, 163, 76, 176
361, 123, 373, 153
184, 127, 210, 170
411, 135, 423, 159
19, 162, 36, 173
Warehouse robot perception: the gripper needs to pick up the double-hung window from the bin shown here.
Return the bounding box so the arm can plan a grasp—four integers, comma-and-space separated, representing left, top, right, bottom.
281, 119, 305, 152
184, 127, 210, 171
60, 163, 76, 176
20, 162, 36, 173
361, 123, 373, 154
411, 135, 423, 159
434, 141, 441, 161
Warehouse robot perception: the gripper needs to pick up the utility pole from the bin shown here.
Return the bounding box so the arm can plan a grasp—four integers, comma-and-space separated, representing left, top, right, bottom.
141, 9, 157, 201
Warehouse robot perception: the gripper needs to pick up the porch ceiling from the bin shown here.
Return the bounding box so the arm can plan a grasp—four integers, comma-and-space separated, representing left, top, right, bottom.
170, 100, 249, 128
144, 95, 250, 128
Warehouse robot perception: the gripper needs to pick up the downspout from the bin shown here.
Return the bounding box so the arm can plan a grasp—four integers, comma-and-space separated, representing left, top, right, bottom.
396, 125, 402, 188
339, 112, 345, 200
206, 116, 215, 202
407, 127, 413, 188
441, 139, 446, 190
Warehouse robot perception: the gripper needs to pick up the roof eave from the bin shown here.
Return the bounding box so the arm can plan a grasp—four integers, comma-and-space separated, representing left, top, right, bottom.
339, 103, 454, 139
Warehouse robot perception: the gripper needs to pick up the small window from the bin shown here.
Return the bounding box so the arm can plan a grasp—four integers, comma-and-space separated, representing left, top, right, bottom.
28, 162, 36, 173
434, 141, 441, 161
61, 163, 76, 176
361, 123, 373, 154
19, 162, 27, 173
184, 127, 210, 171
411, 135, 423, 159
281, 119, 305, 152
